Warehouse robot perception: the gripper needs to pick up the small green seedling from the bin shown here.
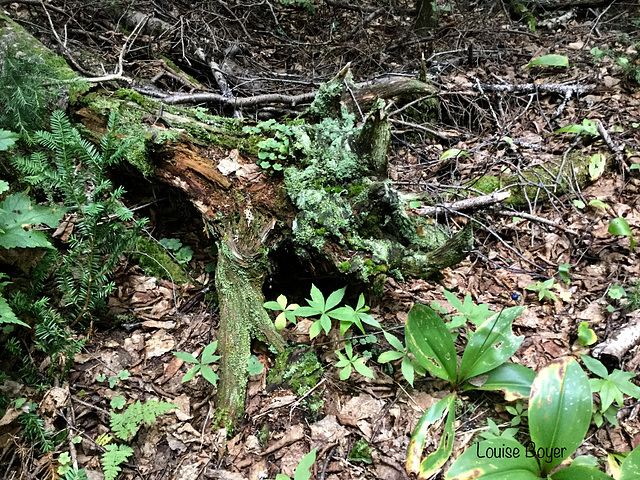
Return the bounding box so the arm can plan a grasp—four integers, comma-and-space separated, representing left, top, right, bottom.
477, 418, 518, 442
577, 321, 597, 346
558, 263, 571, 284
608, 217, 636, 251
264, 294, 299, 330
174, 341, 222, 387
582, 355, 640, 427
159, 238, 194, 264
589, 153, 607, 181
335, 341, 374, 380
272, 448, 317, 480
505, 400, 528, 427
525, 279, 557, 302
247, 355, 264, 376
328, 293, 380, 335
440, 149, 470, 160
96, 370, 130, 389
555, 118, 599, 136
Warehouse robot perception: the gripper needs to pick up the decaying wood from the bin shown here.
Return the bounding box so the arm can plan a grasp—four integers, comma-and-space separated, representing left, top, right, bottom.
416, 191, 511, 217
592, 311, 640, 367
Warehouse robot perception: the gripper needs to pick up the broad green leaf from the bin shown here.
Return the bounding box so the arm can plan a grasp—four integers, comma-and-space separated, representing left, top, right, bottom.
407, 394, 455, 475
418, 394, 457, 478
0, 180, 8, 194
589, 200, 609, 209
201, 341, 220, 363
620, 445, 640, 480
309, 284, 325, 309
608, 285, 627, 299
405, 304, 457, 382
339, 363, 351, 380
275, 475, 291, 480
581, 355, 609, 379
578, 322, 597, 346
608, 217, 636, 251
463, 363, 535, 401
293, 449, 316, 480
182, 365, 200, 382
174, 351, 199, 364
529, 357, 592, 475
309, 320, 322, 339
0, 193, 65, 249
550, 465, 614, 480
200, 365, 219, 386
440, 149, 470, 160
589, 153, 607, 181
247, 355, 264, 375
445, 438, 540, 480
401, 356, 415, 386
558, 263, 571, 284
264, 301, 284, 310
353, 359, 374, 378
0, 130, 19, 151
378, 351, 403, 363
275, 312, 287, 330
525, 54, 569, 69
458, 307, 524, 382
574, 199, 586, 209
0, 296, 29, 327
325, 287, 346, 310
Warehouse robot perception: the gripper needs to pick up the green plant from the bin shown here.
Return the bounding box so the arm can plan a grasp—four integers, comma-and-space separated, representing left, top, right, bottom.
446, 357, 640, 480
591, 46, 640, 85
578, 321, 597, 346
97, 369, 131, 388
505, 400, 528, 426
401, 303, 533, 478
10, 110, 146, 325
294, 285, 345, 338
19, 402, 55, 452
174, 341, 222, 386
582, 355, 640, 427
328, 293, 380, 335
110, 399, 175, 441
0, 273, 29, 328
477, 417, 518, 442
272, 448, 317, 480
609, 217, 636, 251
525, 278, 558, 302
0, 129, 19, 150
525, 54, 569, 69
335, 341, 374, 380
102, 444, 134, 480
159, 238, 194, 264
243, 118, 310, 172
247, 355, 264, 376
264, 294, 300, 330
555, 118, 599, 137
63, 468, 89, 480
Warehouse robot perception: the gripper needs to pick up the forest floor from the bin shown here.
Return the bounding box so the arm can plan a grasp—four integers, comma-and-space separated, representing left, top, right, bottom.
2, 0, 640, 479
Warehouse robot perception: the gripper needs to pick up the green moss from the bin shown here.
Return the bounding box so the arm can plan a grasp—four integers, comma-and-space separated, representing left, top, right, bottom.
116, 88, 153, 107
267, 347, 324, 414
133, 237, 190, 284
348, 438, 373, 464
339, 261, 351, 273
470, 175, 501, 194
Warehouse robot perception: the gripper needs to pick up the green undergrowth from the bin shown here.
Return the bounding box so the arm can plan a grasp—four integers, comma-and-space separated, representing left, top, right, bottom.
133, 237, 190, 284
267, 346, 324, 415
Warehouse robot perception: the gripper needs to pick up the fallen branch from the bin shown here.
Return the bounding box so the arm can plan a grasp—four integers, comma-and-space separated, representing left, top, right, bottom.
416, 191, 511, 217
157, 90, 317, 107
592, 311, 640, 366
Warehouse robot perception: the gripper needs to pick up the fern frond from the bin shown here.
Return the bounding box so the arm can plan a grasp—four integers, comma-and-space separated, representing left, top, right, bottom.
110, 400, 176, 441
101, 444, 133, 480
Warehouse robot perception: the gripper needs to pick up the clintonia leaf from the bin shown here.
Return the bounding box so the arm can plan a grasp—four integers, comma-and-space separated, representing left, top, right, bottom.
445, 438, 540, 480
458, 306, 524, 383
463, 362, 535, 401
550, 465, 614, 480
529, 357, 592, 475
405, 304, 457, 382
620, 446, 640, 480
407, 394, 455, 475
418, 394, 456, 478
293, 449, 316, 480
608, 217, 636, 251
525, 54, 569, 69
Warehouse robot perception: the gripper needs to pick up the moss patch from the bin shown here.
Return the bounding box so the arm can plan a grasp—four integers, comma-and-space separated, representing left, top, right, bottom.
267, 346, 324, 414
133, 237, 190, 284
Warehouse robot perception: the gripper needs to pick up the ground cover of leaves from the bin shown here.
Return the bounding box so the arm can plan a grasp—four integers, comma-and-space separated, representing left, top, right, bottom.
1, 1, 640, 479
